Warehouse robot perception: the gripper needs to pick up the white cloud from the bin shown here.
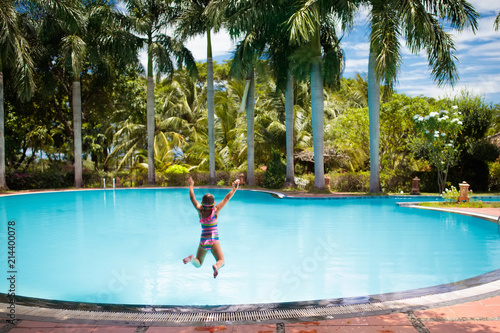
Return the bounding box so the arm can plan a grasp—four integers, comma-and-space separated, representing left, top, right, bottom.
137, 29, 236, 71
134, 1, 500, 103
453, 16, 500, 47
460, 64, 493, 73
457, 40, 500, 61
398, 70, 430, 82
408, 61, 429, 67
343, 41, 370, 57
468, 0, 500, 14
139, 47, 147, 72
344, 58, 369, 74
397, 70, 500, 102
185, 29, 236, 60
115, 1, 127, 14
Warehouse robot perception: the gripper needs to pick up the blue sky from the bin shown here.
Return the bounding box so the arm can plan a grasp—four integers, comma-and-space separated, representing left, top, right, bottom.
141, 0, 500, 105
341, 1, 500, 105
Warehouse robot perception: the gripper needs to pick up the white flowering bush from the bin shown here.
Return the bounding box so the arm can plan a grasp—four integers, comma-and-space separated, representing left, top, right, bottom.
414, 107, 463, 193
441, 186, 459, 202
294, 176, 309, 189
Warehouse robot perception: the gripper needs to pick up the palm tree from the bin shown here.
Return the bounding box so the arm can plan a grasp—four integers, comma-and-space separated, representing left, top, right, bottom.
366, 0, 479, 193
176, 0, 219, 184
229, 32, 265, 185
212, 0, 268, 185
32, 0, 136, 187
287, 0, 354, 189
61, 33, 86, 187
28, 0, 84, 187
126, 0, 197, 184
267, 31, 299, 187
0, 0, 35, 189
158, 69, 207, 145
213, 0, 302, 186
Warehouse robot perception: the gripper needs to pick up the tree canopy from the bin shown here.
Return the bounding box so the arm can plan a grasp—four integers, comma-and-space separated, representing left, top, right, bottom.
2, 0, 500, 193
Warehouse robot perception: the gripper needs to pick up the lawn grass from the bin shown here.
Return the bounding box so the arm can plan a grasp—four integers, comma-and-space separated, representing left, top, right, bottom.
419, 201, 500, 208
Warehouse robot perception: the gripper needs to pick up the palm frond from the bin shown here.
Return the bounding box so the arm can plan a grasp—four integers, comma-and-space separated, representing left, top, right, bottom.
0, 0, 35, 99
424, 15, 458, 86
0, 1, 18, 48
321, 23, 344, 89
40, 0, 83, 32
429, 0, 479, 32
287, 0, 319, 44
156, 34, 198, 78
60, 34, 87, 79
230, 31, 262, 80
12, 34, 36, 100
369, 2, 401, 89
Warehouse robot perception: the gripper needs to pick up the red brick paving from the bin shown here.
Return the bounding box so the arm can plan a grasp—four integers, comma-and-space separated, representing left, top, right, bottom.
4, 296, 500, 332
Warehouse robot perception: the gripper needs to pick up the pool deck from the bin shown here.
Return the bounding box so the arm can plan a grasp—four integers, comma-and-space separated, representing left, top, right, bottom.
4, 296, 500, 332
2, 195, 500, 332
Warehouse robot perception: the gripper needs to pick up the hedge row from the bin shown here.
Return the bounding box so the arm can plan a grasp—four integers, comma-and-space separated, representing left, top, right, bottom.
4, 169, 267, 190
4, 168, 488, 193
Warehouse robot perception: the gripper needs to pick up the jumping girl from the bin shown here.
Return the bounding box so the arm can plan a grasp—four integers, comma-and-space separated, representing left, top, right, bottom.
183, 176, 240, 278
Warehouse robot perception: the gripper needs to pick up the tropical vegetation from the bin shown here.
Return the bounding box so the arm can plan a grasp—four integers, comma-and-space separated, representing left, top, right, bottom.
413, 107, 463, 193
2, 0, 500, 194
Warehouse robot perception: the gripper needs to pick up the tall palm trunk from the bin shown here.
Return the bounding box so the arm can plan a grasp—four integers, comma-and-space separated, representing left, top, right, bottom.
368, 51, 381, 193
311, 62, 325, 189
72, 80, 83, 188
147, 54, 155, 184
284, 71, 295, 187
207, 28, 216, 185
246, 67, 255, 186
311, 25, 325, 189
0, 71, 6, 190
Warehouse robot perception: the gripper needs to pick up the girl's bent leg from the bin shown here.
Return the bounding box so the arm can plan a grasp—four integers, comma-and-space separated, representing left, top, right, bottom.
182, 255, 194, 264
211, 241, 225, 278
183, 244, 207, 268
193, 244, 208, 267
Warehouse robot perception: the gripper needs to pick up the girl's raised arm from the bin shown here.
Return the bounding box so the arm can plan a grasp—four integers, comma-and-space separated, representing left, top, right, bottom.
188, 177, 201, 210
215, 180, 240, 213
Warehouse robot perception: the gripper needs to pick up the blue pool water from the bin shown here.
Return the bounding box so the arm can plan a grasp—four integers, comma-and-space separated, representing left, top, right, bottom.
1, 189, 500, 306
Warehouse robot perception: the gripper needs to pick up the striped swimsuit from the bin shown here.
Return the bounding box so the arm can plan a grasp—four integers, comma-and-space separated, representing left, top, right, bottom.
199, 209, 219, 251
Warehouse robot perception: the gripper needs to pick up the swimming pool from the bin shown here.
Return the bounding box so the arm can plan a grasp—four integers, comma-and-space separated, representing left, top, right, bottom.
1, 189, 500, 307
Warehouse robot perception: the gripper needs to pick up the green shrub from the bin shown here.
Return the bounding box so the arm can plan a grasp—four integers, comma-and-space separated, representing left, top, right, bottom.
165, 165, 189, 186
6, 170, 75, 190
489, 159, 500, 191
189, 172, 209, 186
442, 185, 459, 201
380, 171, 411, 193
165, 165, 189, 174
216, 171, 232, 185
6, 171, 36, 190
329, 172, 370, 192
113, 171, 147, 187
254, 169, 265, 187
263, 152, 286, 189
301, 174, 315, 190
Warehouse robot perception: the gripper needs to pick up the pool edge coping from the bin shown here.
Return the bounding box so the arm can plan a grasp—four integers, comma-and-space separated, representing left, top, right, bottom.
2, 276, 500, 326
